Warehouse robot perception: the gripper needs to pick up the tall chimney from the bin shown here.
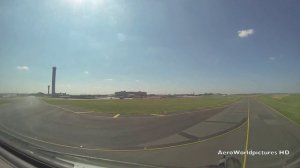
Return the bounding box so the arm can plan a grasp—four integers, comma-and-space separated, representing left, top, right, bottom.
52, 67, 56, 96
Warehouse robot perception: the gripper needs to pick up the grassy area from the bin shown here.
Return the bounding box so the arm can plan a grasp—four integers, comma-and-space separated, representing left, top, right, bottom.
43, 96, 240, 115
0, 98, 12, 105
257, 94, 300, 125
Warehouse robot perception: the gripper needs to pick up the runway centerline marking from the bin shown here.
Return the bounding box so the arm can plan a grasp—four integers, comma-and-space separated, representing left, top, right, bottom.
243, 99, 250, 168
113, 114, 120, 118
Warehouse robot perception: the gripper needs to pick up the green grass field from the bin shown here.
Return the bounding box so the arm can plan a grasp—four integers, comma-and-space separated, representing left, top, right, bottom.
43, 96, 240, 115
0, 98, 11, 105
257, 94, 300, 125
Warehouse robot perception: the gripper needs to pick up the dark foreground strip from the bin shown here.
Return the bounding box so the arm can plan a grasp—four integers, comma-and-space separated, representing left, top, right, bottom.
0, 130, 73, 168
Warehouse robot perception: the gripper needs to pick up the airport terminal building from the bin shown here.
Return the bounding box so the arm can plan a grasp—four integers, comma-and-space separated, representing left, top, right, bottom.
115, 91, 147, 98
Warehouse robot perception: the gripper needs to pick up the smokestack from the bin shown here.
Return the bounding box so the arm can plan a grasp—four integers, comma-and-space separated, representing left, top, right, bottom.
52, 67, 56, 96
48, 85, 50, 95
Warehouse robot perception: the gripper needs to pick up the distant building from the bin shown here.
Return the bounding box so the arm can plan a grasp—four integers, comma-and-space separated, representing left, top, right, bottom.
115, 91, 147, 98
56, 92, 67, 96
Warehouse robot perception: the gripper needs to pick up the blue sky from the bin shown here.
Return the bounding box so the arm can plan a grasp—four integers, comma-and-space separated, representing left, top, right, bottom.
0, 0, 300, 94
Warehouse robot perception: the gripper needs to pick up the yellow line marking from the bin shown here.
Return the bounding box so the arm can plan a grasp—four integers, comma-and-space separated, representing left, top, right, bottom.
113, 114, 120, 118
256, 99, 299, 127
242, 99, 250, 168
0, 120, 247, 152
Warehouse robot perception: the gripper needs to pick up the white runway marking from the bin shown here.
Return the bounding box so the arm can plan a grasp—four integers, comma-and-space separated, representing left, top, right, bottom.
113, 114, 120, 118
151, 114, 165, 117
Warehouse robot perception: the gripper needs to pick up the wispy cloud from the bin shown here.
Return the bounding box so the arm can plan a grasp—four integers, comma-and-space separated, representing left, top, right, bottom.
16, 66, 29, 71
238, 29, 254, 38
104, 78, 113, 81
117, 33, 126, 42
269, 57, 276, 61
84, 71, 89, 74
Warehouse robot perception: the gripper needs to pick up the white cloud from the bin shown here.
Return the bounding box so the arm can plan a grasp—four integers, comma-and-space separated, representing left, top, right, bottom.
104, 78, 113, 81
17, 66, 29, 71
84, 71, 89, 74
64, 0, 108, 11
269, 57, 276, 61
238, 29, 254, 38
117, 33, 126, 42
109, 16, 118, 26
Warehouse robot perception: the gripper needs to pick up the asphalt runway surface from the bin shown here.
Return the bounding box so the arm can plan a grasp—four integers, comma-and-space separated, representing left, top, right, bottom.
0, 96, 299, 168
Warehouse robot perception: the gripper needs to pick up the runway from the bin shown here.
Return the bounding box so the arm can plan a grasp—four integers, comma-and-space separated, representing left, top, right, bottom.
0, 96, 299, 167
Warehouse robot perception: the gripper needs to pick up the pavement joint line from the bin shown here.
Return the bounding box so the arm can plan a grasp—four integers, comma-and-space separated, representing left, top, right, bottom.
0, 119, 247, 152
74, 111, 95, 114
255, 98, 300, 127
203, 120, 240, 124
242, 99, 250, 168
113, 114, 120, 118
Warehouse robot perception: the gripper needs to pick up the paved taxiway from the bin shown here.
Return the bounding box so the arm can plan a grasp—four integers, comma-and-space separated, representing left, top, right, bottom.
0, 97, 299, 167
